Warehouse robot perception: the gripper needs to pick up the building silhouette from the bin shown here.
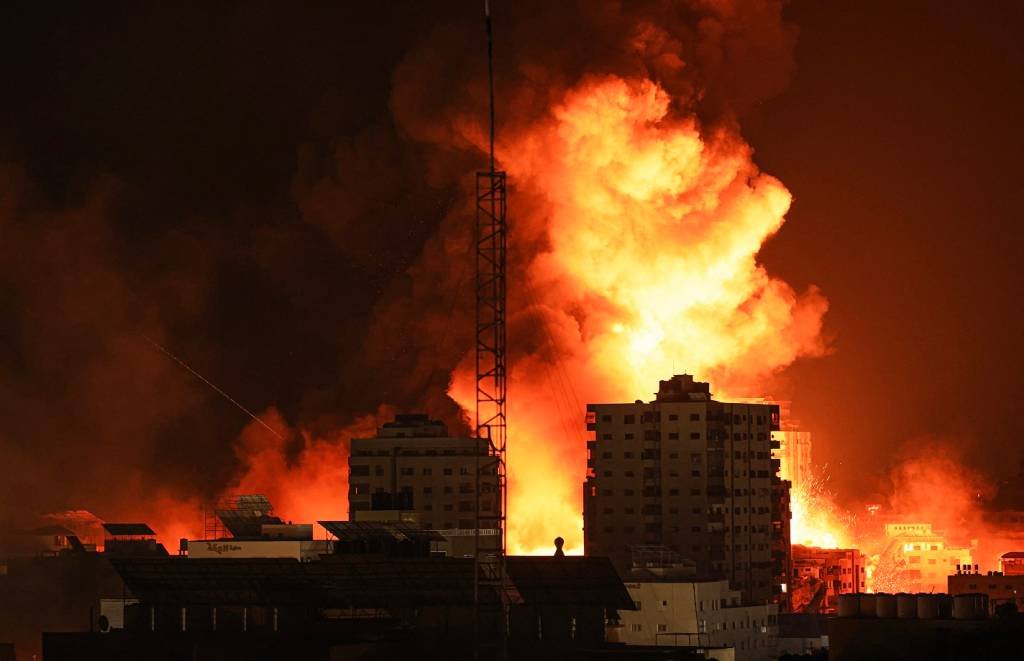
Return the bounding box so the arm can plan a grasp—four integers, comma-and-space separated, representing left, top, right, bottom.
584, 375, 790, 605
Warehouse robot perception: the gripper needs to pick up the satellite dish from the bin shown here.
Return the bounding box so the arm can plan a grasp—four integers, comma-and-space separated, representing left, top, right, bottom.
98, 614, 110, 633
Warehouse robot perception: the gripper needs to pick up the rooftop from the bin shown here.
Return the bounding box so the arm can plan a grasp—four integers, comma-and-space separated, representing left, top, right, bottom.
102, 523, 155, 537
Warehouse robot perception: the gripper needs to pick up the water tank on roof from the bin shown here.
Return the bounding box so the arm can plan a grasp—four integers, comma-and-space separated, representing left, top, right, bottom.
837, 593, 860, 618
897, 593, 917, 619
954, 593, 988, 619
876, 593, 897, 618
917, 594, 940, 619
858, 593, 877, 617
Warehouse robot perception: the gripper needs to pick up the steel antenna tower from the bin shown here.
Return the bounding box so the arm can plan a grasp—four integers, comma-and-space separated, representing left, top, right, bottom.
474, 0, 513, 656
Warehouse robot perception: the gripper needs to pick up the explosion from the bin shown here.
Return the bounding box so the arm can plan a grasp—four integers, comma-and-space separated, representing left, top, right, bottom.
789, 470, 853, 549
452, 75, 828, 553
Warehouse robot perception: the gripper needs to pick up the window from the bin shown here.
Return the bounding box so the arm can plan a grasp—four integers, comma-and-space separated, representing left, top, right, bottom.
624, 451, 634, 458
374, 466, 385, 476
690, 489, 701, 495
690, 413, 700, 421
668, 452, 678, 459
625, 433, 635, 440
443, 504, 454, 511
602, 433, 613, 440
424, 504, 433, 511
460, 467, 471, 475
668, 414, 678, 421
909, 556, 921, 563
603, 507, 614, 515
668, 489, 679, 496
691, 470, 701, 477
602, 451, 612, 459
690, 432, 701, 440
422, 468, 432, 476
400, 467, 414, 476
423, 486, 433, 494
443, 468, 453, 476
350, 465, 369, 476
624, 414, 636, 424
657, 624, 667, 633
459, 501, 473, 512
634, 600, 642, 610
630, 624, 643, 632
443, 486, 453, 494
624, 489, 635, 496
601, 414, 612, 422
668, 432, 679, 440
604, 470, 613, 477
625, 471, 634, 477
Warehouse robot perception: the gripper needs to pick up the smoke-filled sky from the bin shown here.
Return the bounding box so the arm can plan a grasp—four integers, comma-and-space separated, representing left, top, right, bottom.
1, 1, 1022, 532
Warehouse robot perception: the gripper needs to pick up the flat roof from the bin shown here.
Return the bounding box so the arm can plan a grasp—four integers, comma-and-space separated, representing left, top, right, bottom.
102, 523, 155, 536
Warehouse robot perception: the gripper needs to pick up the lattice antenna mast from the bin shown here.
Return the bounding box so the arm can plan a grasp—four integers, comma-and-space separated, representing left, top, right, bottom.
474, 0, 510, 655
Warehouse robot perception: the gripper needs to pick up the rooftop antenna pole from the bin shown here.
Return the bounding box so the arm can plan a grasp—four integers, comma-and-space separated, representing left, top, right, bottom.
475, 0, 510, 657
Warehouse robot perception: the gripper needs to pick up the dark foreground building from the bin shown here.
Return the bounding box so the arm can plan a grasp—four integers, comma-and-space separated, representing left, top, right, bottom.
828, 593, 1024, 660
43, 555, 636, 661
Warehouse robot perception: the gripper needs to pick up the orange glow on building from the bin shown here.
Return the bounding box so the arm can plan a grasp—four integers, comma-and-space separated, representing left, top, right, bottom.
449, 74, 828, 554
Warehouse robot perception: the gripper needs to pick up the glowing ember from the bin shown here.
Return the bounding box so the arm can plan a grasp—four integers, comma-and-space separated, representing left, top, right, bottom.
789, 471, 852, 549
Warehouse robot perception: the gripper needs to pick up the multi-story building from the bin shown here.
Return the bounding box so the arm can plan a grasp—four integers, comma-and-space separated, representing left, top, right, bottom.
584, 375, 787, 605
347, 414, 500, 544
880, 523, 973, 593
1000, 551, 1024, 575
614, 576, 780, 660
791, 545, 866, 613
949, 561, 1024, 614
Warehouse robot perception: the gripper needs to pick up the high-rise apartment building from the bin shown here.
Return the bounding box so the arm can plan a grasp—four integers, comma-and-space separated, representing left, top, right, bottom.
347, 414, 500, 538
584, 375, 789, 605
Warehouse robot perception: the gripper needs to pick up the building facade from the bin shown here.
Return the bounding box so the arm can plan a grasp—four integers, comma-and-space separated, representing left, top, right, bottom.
948, 564, 1024, 614
583, 375, 787, 605
348, 414, 500, 537
880, 523, 973, 593
615, 578, 780, 660
790, 545, 866, 613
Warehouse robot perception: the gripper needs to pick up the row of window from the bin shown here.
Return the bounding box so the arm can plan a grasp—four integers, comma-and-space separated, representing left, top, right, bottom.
352, 448, 481, 457
351, 484, 494, 495
591, 486, 770, 497
421, 501, 494, 512
600, 432, 770, 442
351, 465, 496, 477
598, 412, 772, 425
597, 505, 765, 515
600, 412, 702, 424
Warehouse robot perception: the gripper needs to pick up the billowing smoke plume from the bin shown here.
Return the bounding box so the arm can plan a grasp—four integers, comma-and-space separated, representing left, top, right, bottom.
1, 2, 828, 547
377, 1, 827, 551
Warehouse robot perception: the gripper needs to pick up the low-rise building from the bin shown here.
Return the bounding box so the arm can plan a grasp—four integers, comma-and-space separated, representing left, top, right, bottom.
999, 551, 1024, 576
348, 414, 500, 535
791, 545, 866, 613
880, 523, 972, 593
948, 566, 1024, 614
615, 574, 779, 660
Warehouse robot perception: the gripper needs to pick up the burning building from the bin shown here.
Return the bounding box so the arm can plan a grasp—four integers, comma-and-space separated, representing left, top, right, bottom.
790, 545, 866, 614
875, 523, 974, 594
583, 375, 788, 605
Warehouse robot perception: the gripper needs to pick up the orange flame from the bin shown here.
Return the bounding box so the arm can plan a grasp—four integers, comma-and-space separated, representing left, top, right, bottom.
453, 75, 829, 554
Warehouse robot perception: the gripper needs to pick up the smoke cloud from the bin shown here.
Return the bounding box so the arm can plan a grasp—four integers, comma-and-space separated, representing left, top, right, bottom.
1, 1, 822, 547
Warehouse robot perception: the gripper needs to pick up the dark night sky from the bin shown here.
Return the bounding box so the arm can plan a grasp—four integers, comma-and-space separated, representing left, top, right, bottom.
0, 1, 1021, 516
